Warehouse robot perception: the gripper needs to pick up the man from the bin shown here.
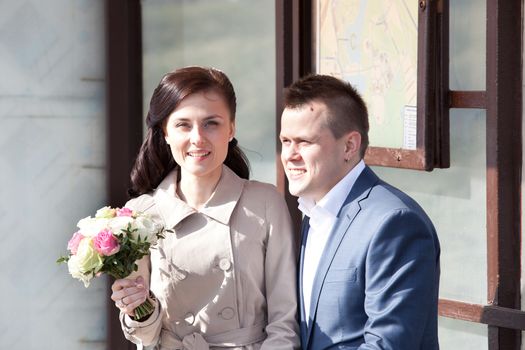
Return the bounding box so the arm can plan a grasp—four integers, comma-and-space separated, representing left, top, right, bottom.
279, 74, 440, 350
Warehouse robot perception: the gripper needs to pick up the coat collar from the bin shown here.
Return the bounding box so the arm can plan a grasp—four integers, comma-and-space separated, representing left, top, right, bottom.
153, 165, 246, 229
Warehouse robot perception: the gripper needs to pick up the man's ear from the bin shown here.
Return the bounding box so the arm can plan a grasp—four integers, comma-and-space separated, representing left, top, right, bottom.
344, 131, 362, 161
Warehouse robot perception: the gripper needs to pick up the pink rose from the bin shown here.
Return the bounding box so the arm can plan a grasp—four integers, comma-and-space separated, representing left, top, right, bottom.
93, 229, 120, 256
117, 207, 134, 217
67, 231, 85, 255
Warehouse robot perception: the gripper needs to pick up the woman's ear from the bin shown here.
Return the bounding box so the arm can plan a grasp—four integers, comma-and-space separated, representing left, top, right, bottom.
162, 124, 170, 145
229, 122, 236, 141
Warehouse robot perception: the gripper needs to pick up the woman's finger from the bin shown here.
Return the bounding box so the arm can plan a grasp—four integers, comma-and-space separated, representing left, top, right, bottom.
111, 278, 137, 292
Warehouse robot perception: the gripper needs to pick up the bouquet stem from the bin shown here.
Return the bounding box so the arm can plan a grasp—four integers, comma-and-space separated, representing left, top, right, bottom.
134, 298, 155, 320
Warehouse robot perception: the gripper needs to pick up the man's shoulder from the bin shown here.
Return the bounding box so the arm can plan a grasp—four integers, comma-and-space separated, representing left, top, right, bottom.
360, 178, 430, 221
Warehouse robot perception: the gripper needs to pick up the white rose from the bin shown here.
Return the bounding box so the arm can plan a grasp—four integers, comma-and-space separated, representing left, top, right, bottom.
67, 254, 94, 287
109, 216, 135, 236
77, 217, 110, 237
95, 206, 116, 218
132, 216, 160, 243
75, 238, 103, 274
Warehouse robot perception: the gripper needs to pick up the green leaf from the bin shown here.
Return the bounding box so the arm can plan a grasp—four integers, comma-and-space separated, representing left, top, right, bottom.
56, 255, 70, 264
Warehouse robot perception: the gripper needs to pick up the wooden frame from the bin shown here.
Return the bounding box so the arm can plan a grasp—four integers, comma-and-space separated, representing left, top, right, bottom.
106, 0, 143, 349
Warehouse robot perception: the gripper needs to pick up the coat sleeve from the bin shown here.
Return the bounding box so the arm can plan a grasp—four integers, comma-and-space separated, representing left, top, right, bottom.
359, 209, 439, 350
118, 196, 164, 347
260, 189, 301, 350
119, 256, 163, 347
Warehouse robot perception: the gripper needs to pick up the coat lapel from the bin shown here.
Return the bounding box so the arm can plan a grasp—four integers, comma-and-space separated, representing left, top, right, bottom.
304, 166, 379, 349
153, 170, 195, 229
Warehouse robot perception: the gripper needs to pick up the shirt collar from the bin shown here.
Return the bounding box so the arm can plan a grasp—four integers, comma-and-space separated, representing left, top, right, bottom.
153, 165, 245, 229
298, 159, 366, 218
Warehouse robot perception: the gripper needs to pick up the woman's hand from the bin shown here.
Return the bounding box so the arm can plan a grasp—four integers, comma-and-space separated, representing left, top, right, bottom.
111, 276, 149, 317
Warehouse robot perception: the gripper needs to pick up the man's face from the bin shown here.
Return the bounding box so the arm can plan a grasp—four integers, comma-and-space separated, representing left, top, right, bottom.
280, 101, 355, 202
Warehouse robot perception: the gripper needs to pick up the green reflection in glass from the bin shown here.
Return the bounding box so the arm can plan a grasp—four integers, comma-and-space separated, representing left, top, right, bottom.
449, 0, 486, 90
439, 317, 487, 350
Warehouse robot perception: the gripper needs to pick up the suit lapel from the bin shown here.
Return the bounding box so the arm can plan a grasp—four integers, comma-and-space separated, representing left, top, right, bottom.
304, 166, 379, 349
298, 216, 310, 348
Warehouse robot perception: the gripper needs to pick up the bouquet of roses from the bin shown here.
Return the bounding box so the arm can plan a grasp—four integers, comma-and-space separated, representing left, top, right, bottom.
57, 206, 167, 319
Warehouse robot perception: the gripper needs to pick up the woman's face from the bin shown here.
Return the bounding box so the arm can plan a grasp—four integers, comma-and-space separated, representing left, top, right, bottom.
164, 90, 234, 181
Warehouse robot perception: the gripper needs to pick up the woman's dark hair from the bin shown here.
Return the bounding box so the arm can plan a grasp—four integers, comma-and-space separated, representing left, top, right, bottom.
128, 66, 250, 198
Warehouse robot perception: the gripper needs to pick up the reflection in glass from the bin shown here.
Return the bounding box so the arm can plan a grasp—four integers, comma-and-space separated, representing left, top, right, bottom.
449, 0, 486, 90
439, 317, 487, 350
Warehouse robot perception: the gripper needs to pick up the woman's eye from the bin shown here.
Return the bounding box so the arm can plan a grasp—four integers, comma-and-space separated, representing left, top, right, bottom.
176, 122, 190, 128
204, 120, 219, 127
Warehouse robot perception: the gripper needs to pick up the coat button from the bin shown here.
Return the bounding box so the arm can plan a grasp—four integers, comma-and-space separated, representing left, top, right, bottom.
219, 258, 231, 271
184, 312, 195, 325
219, 307, 235, 320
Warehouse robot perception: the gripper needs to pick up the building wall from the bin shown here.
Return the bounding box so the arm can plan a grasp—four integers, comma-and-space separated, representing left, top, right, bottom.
0, 1, 108, 348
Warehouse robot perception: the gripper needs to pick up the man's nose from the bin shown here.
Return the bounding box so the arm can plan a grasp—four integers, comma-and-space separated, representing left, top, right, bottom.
282, 143, 300, 161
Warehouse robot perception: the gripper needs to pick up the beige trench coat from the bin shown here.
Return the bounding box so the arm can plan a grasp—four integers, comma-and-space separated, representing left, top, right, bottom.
120, 165, 300, 350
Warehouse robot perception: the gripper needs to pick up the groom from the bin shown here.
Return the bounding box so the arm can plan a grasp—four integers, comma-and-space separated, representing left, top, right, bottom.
279, 74, 440, 349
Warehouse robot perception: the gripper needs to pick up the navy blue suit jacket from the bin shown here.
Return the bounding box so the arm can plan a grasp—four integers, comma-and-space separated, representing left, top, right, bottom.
299, 166, 440, 349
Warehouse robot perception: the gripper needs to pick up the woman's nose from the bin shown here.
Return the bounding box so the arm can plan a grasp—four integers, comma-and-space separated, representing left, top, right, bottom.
189, 125, 204, 144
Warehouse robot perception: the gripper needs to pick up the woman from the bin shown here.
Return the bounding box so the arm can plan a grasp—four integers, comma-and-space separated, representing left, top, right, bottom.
110, 66, 299, 350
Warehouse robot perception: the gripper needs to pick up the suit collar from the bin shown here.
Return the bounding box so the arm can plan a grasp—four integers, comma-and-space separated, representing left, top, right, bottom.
339, 166, 380, 214
153, 165, 245, 229
302, 166, 380, 348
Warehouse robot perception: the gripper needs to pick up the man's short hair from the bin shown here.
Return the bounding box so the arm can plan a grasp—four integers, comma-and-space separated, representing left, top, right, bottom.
284, 74, 369, 158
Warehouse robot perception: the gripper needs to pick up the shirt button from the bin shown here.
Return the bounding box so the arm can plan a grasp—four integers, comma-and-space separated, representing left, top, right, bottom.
184, 312, 195, 325
219, 258, 232, 271
219, 307, 235, 320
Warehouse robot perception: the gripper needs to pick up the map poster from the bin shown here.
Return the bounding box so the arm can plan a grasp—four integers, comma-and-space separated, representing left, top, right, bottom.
315, 0, 418, 149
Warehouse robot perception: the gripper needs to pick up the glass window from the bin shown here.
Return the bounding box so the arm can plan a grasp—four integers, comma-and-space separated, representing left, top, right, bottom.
439, 318, 487, 350
449, 0, 486, 90
142, 0, 276, 183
